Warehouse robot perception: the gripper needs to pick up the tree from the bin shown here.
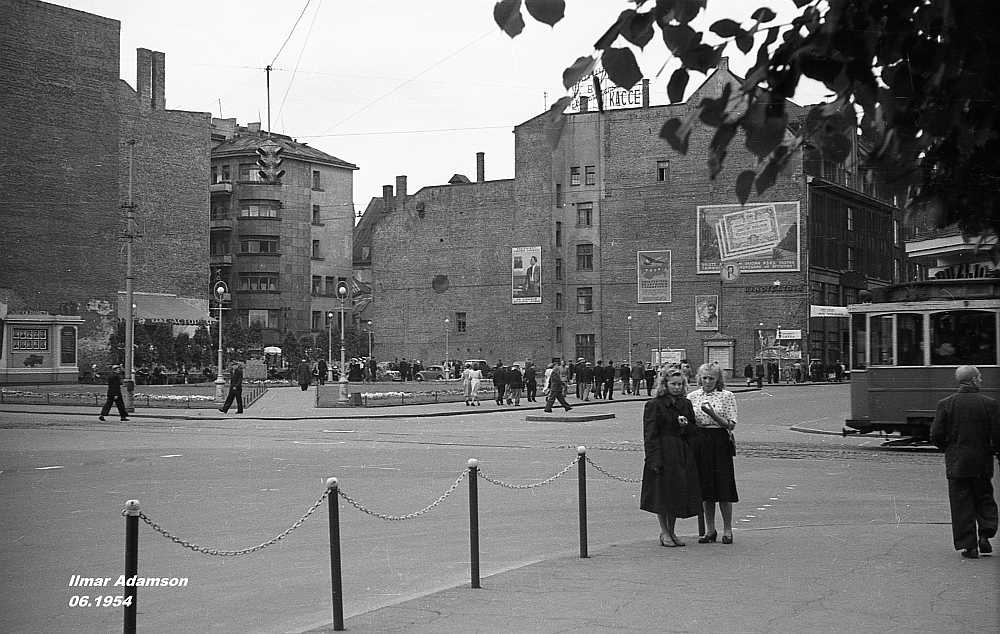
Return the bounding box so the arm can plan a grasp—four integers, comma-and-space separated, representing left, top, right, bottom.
495, 0, 1000, 244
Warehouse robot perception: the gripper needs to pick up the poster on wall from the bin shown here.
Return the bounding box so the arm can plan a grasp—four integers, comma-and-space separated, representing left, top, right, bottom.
696, 202, 800, 273
512, 246, 541, 304
637, 250, 672, 303
694, 294, 719, 331
758, 328, 803, 360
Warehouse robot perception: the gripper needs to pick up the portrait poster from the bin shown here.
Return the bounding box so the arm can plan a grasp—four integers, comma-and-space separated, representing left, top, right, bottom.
637, 250, 672, 303
694, 294, 719, 331
512, 246, 541, 304
696, 202, 800, 273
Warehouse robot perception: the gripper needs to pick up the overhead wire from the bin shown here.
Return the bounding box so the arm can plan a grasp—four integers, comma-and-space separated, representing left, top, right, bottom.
269, 0, 312, 68
276, 0, 322, 128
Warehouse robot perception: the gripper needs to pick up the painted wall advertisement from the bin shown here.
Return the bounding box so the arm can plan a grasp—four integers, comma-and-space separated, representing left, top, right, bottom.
696, 202, 801, 273
637, 250, 672, 303
511, 246, 541, 304
694, 294, 719, 331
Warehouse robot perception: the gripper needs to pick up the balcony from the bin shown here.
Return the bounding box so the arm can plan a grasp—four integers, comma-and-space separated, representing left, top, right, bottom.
210, 254, 233, 267
210, 182, 233, 195
210, 217, 234, 231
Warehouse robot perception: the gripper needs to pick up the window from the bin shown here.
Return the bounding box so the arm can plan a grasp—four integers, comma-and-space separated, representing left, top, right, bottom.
869, 315, 894, 365
556, 183, 563, 208
455, 312, 467, 333
239, 204, 278, 218
211, 205, 228, 220
570, 167, 581, 186
847, 207, 855, 231
575, 334, 595, 361
576, 202, 593, 227
312, 205, 322, 225
211, 166, 218, 184
312, 276, 322, 295
555, 258, 563, 280
238, 274, 278, 292
221, 164, 230, 182
312, 311, 323, 331
851, 313, 867, 370
210, 239, 230, 256
847, 246, 856, 270
312, 170, 322, 190
657, 160, 670, 182
312, 240, 322, 259
239, 237, 278, 253
13, 328, 48, 351
893, 259, 901, 283
555, 221, 562, 247
325, 276, 336, 296
576, 243, 594, 270
60, 326, 76, 364
238, 163, 264, 183
585, 165, 596, 186
931, 310, 997, 366
810, 281, 824, 305
577, 287, 593, 313
896, 313, 924, 366
248, 309, 271, 328
826, 284, 839, 306
893, 219, 900, 246
556, 292, 563, 310
556, 326, 563, 342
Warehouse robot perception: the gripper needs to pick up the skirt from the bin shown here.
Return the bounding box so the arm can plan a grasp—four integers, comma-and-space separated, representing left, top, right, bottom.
695, 428, 739, 503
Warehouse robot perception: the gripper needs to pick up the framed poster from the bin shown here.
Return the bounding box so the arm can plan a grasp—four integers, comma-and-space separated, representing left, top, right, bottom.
696, 202, 800, 273
694, 294, 719, 331
512, 246, 541, 304
637, 250, 672, 303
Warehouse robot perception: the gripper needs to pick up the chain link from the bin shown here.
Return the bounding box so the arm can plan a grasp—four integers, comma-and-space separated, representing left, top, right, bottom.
585, 456, 641, 483
337, 469, 468, 521
477, 457, 578, 489
129, 489, 330, 557
555, 443, 642, 452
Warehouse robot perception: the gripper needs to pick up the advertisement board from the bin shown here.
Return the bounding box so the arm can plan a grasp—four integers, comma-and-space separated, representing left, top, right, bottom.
512, 246, 541, 304
697, 202, 801, 273
637, 250, 672, 303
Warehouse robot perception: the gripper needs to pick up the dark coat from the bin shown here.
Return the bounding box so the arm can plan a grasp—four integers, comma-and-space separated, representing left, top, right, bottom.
930, 385, 1000, 479
297, 361, 313, 386
506, 369, 523, 389
106, 372, 123, 397
639, 394, 702, 518
631, 363, 644, 382
523, 366, 537, 385
548, 370, 566, 395
577, 365, 594, 384
229, 365, 243, 388
493, 367, 507, 387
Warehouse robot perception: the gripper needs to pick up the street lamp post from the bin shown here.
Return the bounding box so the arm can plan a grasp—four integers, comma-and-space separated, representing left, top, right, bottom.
626, 314, 632, 365
367, 320, 373, 358
213, 281, 228, 402
327, 312, 334, 383
444, 317, 450, 367
337, 283, 349, 403
656, 310, 662, 365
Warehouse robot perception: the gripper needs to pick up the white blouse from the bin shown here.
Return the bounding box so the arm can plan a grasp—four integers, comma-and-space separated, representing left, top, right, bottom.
687, 388, 738, 429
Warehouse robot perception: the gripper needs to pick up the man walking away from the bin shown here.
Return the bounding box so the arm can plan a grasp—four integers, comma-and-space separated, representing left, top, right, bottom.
493, 362, 507, 405
604, 360, 616, 399
620, 361, 632, 394
524, 361, 538, 402
930, 365, 1000, 558
507, 365, 523, 406
219, 361, 244, 414
644, 362, 656, 396
632, 361, 645, 397
543, 366, 573, 413
574, 358, 586, 398
99, 365, 129, 422
297, 358, 313, 391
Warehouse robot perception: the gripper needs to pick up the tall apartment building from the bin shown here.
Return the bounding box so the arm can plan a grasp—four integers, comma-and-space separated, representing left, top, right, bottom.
360, 61, 905, 373
209, 120, 357, 347
0, 0, 211, 373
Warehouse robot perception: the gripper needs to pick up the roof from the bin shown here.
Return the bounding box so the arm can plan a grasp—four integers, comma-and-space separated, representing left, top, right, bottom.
212, 134, 358, 170
116, 292, 211, 325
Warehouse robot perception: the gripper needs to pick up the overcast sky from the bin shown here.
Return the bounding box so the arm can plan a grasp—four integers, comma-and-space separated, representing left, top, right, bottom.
50, 0, 829, 218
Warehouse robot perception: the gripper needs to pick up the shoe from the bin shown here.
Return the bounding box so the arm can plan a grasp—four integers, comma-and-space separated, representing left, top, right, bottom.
120, 418, 130, 422
669, 534, 686, 546
961, 547, 979, 559
218, 408, 226, 413
721, 533, 733, 544
236, 411, 243, 414
543, 409, 552, 413
565, 406, 573, 411
98, 416, 105, 421
978, 537, 992, 554
698, 530, 718, 544
659, 534, 681, 548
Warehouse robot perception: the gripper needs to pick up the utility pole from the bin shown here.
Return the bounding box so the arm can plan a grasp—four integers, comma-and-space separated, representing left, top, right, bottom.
265, 65, 272, 138
123, 140, 137, 412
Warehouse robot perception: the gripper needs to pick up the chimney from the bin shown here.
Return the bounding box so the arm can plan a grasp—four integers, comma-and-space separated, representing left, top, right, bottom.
718, 56, 729, 72
395, 175, 407, 201
136, 48, 153, 110
579, 95, 589, 112
642, 78, 650, 108
247, 122, 261, 134
152, 51, 166, 110
476, 152, 485, 183
382, 185, 394, 213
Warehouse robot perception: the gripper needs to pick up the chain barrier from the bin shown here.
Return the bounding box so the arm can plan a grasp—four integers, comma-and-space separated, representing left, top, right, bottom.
585, 456, 641, 484
556, 443, 642, 452
477, 456, 578, 489
128, 489, 330, 556
337, 469, 468, 521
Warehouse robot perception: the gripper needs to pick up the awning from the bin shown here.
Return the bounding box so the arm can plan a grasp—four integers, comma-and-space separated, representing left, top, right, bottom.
117, 292, 211, 325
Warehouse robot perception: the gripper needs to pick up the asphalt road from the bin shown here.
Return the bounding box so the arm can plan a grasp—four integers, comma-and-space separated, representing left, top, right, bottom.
0, 384, 962, 633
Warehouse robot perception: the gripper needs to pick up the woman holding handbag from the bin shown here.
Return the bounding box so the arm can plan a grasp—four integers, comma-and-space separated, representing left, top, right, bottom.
688, 363, 740, 544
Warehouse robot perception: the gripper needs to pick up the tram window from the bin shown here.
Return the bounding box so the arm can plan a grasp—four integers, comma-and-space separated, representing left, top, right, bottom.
896, 313, 924, 366
851, 313, 866, 369
870, 315, 894, 365
930, 310, 997, 366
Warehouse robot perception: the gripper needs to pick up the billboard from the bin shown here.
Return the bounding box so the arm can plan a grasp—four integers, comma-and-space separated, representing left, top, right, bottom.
696, 202, 800, 273
637, 250, 672, 303
694, 294, 719, 331
512, 246, 541, 304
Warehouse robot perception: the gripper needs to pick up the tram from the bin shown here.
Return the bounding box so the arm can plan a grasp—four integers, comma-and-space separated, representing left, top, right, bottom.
844, 278, 1000, 440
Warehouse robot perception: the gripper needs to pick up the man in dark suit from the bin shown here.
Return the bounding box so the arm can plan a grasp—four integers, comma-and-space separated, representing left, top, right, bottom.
523, 361, 538, 402
98, 365, 129, 422
219, 361, 244, 414
493, 362, 507, 405
603, 359, 616, 400
593, 361, 605, 399
930, 365, 1000, 558
543, 367, 573, 413
574, 357, 586, 398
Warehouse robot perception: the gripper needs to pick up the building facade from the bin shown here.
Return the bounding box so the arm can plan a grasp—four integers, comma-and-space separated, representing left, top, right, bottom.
0, 0, 211, 374
361, 63, 906, 373
209, 120, 357, 348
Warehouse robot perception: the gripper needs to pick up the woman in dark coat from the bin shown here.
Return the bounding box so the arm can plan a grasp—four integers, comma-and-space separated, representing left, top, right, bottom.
297, 359, 313, 391
640, 367, 702, 547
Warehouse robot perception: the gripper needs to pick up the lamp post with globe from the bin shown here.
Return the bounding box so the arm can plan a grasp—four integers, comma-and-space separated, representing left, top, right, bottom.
336, 281, 349, 403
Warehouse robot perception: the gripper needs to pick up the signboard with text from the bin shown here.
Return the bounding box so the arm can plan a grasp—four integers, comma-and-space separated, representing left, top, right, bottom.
697, 202, 801, 273
637, 250, 672, 303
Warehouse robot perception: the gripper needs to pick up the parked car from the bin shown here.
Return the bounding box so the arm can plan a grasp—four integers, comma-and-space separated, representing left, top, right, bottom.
415, 365, 446, 381
376, 361, 401, 381
462, 359, 493, 379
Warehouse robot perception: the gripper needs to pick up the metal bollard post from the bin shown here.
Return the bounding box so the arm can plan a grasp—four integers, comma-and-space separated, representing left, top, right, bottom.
467, 458, 480, 589
123, 499, 140, 634
577, 446, 589, 558
326, 478, 344, 631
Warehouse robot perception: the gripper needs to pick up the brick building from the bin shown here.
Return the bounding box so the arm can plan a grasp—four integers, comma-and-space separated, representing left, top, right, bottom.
0, 0, 211, 372
209, 120, 357, 348
361, 62, 906, 373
